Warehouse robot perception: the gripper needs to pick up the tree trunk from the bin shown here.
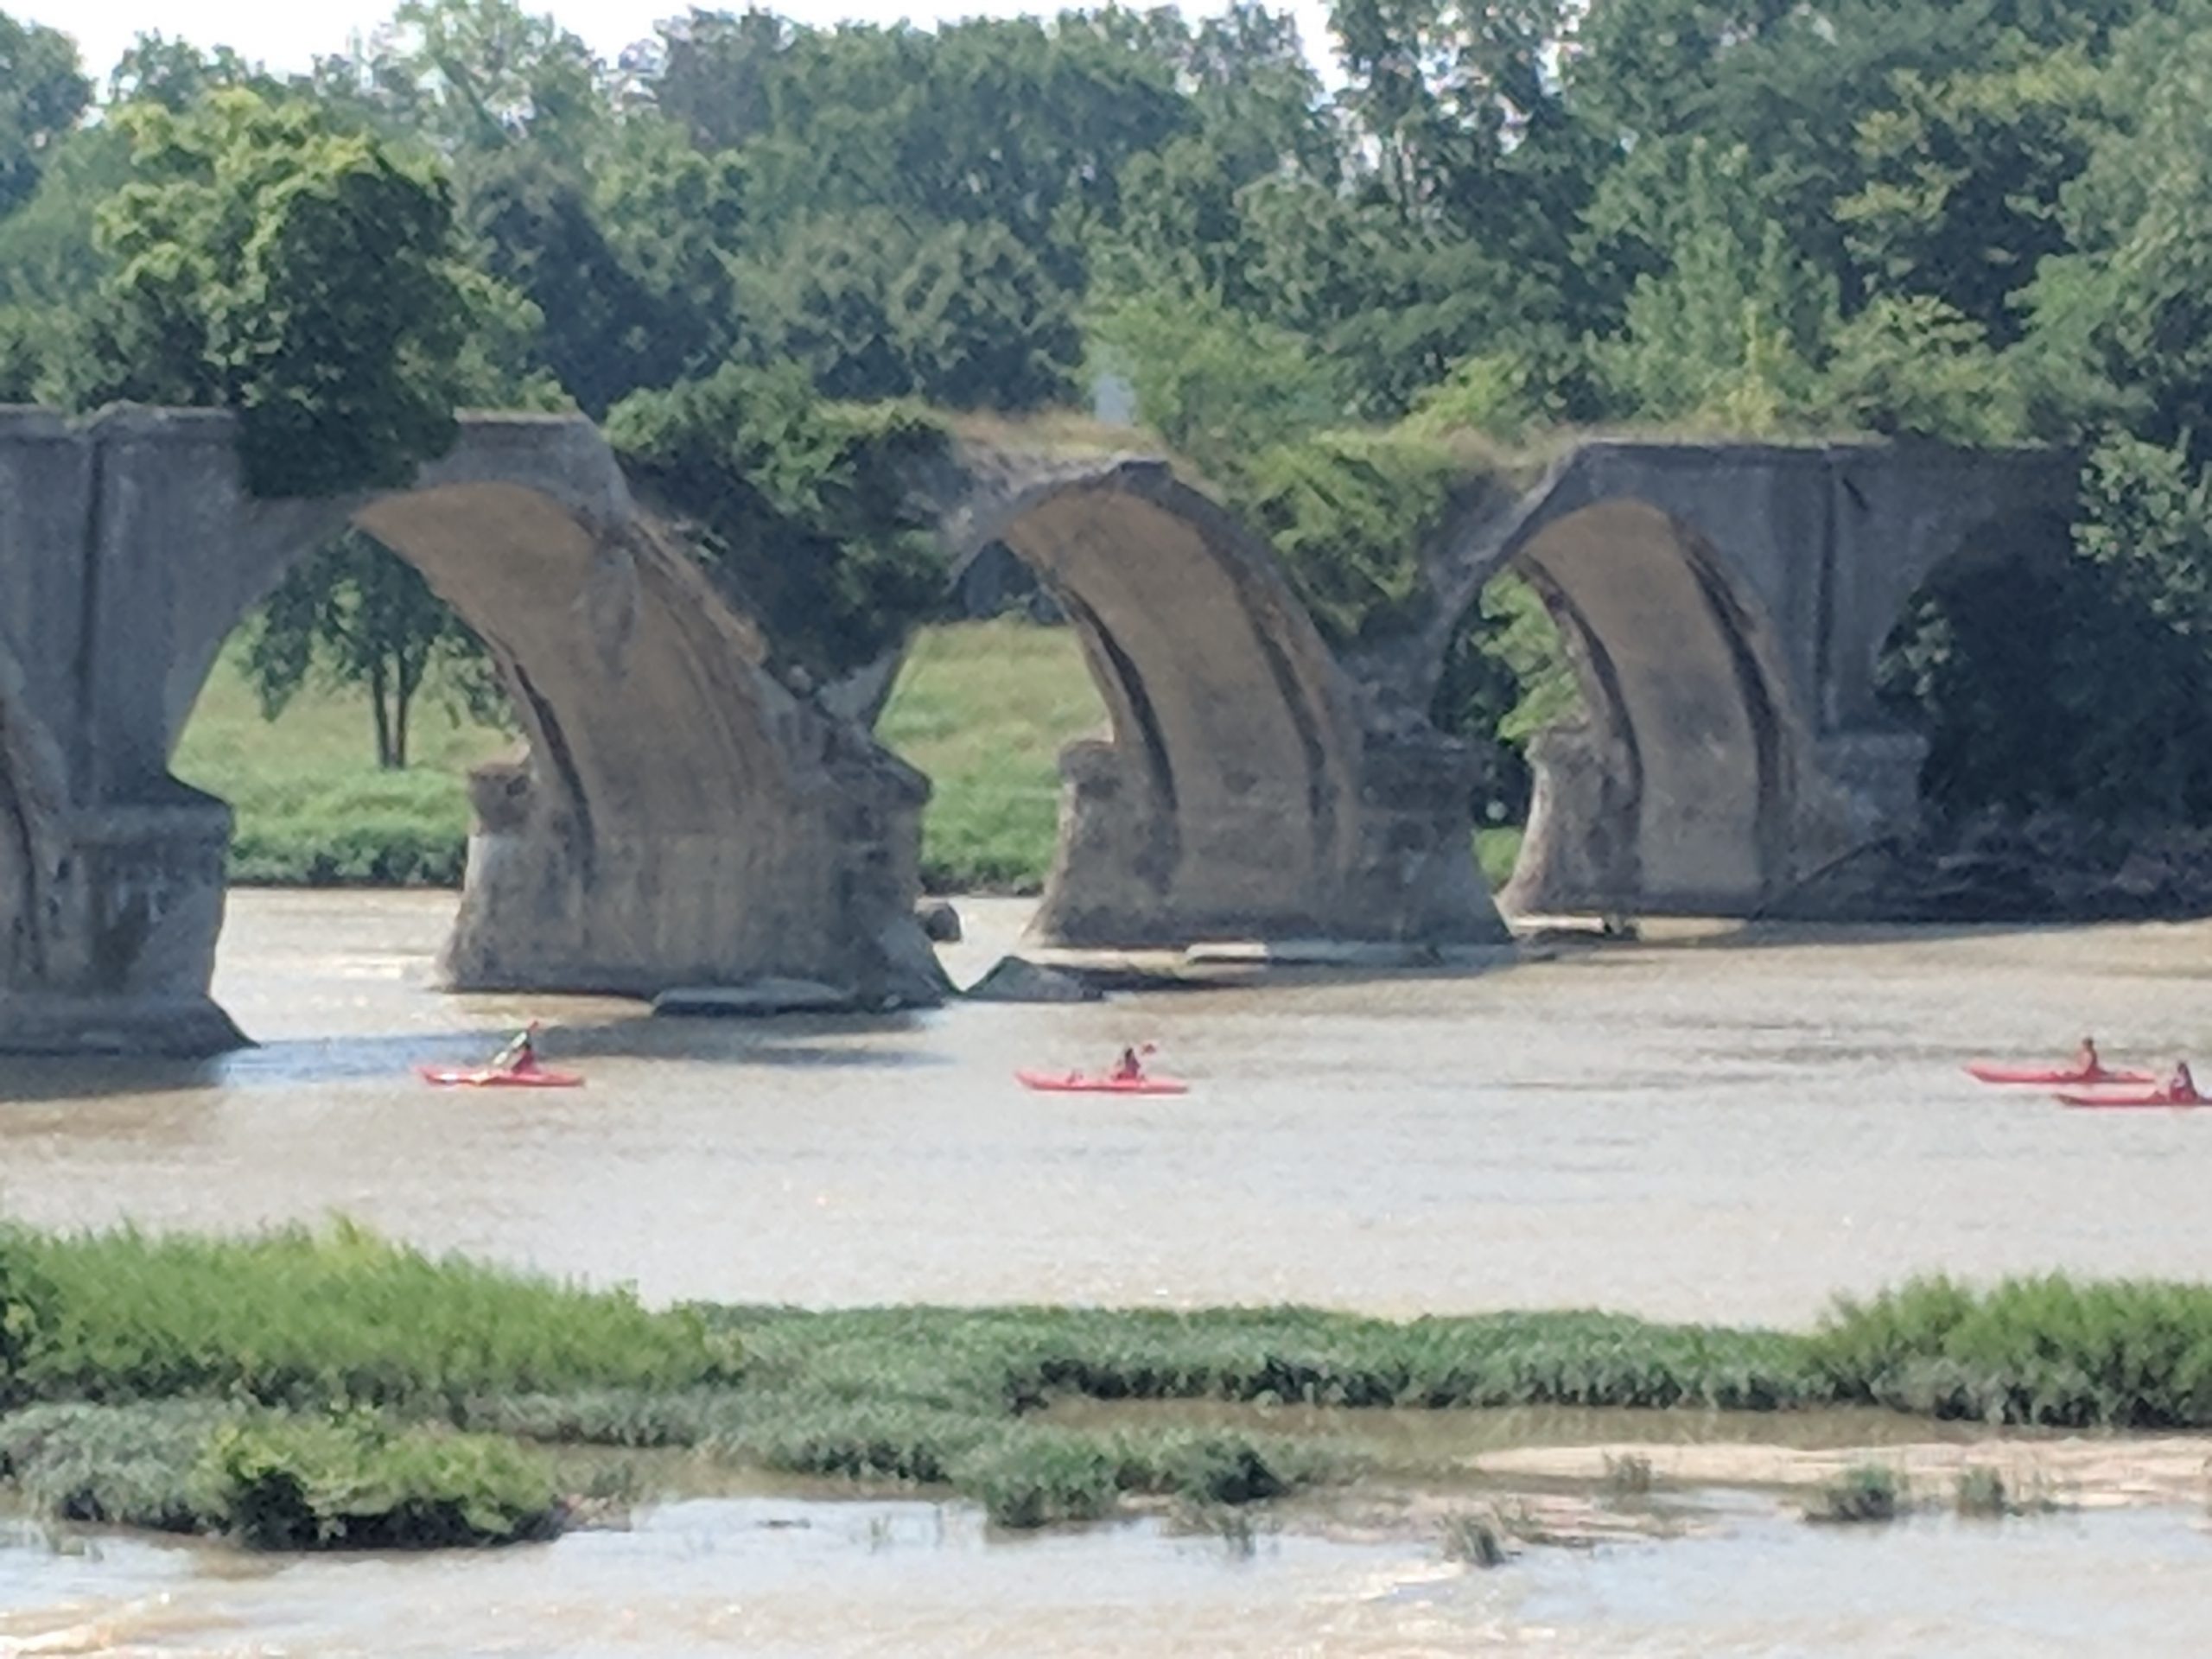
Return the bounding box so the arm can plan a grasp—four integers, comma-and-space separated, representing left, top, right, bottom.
391, 677, 413, 770
371, 658, 397, 770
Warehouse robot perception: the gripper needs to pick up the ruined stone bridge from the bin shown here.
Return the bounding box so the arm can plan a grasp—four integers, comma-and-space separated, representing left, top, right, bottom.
0, 405, 2073, 1053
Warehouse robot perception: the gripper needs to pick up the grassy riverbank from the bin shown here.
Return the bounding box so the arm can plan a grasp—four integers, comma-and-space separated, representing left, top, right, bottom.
877, 619, 1103, 890
10, 1223, 2212, 1551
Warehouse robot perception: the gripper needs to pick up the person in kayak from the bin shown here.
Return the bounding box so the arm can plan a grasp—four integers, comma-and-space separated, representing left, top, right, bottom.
1106, 1044, 1159, 1084
2075, 1036, 2101, 1077
2166, 1059, 2199, 1103
486, 1020, 542, 1076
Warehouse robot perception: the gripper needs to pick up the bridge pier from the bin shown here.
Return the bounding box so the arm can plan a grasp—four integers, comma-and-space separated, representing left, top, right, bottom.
0, 789, 245, 1055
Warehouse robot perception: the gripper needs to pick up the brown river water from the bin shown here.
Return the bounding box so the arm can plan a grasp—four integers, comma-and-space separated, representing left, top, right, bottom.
6, 891, 2212, 1654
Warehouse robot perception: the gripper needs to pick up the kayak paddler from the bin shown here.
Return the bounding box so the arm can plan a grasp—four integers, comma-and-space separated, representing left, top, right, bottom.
1109, 1042, 1157, 1082
486, 1020, 543, 1076
2075, 1035, 2101, 1076
2167, 1059, 2199, 1103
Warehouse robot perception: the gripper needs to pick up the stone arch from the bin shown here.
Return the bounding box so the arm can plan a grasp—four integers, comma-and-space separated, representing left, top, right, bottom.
1860, 499, 2078, 720
155, 410, 943, 1005
1478, 499, 1812, 916
925, 455, 1489, 946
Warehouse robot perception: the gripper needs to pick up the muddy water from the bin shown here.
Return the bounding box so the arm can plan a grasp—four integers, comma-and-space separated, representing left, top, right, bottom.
11, 893, 2212, 1653
3, 1497, 2211, 1657
8, 893, 2212, 1322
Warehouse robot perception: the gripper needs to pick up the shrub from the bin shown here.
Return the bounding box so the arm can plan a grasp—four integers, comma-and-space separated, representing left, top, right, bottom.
1808, 1464, 1902, 1524
0, 1401, 238, 1532
949, 1429, 1121, 1529
204, 1414, 560, 1549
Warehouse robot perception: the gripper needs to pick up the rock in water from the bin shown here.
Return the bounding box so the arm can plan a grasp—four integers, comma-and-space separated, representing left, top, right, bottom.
652, 979, 860, 1017
963, 957, 1102, 1003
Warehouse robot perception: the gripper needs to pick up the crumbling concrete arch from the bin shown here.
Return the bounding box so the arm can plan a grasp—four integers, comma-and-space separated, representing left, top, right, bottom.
0, 405, 943, 1053
930, 454, 1502, 947
1492, 499, 1809, 915
1415, 445, 1842, 916
207, 420, 943, 1001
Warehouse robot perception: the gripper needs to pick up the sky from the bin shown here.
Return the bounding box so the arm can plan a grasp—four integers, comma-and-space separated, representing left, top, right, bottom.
21, 0, 1341, 86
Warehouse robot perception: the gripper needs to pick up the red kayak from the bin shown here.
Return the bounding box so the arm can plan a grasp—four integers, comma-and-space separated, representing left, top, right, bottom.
1966, 1060, 2155, 1086
1016, 1069, 1189, 1096
2055, 1089, 2205, 1109
416, 1065, 584, 1089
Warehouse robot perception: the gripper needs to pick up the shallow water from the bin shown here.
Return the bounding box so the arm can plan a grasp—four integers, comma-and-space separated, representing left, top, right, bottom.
11, 893, 2212, 1651
8, 892, 2212, 1324
2, 1496, 2209, 1657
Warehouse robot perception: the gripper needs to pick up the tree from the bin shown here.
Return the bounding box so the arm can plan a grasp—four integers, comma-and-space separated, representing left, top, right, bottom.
244, 529, 489, 769
0, 10, 89, 220
79, 89, 474, 496
1837, 55, 2096, 343
1817, 296, 2028, 442
738, 210, 918, 402
1084, 283, 1347, 476
1602, 141, 1837, 429
606, 361, 950, 682
889, 219, 1078, 410
2018, 3, 2212, 463
105, 32, 284, 111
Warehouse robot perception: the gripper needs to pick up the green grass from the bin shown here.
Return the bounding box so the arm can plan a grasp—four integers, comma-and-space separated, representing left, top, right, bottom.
17, 1229, 2212, 1550
0, 1219, 742, 1413
878, 619, 1105, 893
173, 653, 504, 886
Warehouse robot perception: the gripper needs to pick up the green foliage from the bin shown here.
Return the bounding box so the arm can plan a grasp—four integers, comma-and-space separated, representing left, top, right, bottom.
204, 1414, 559, 1548
0, 1402, 236, 1531
1816, 296, 2029, 442
0, 10, 88, 220
242, 529, 495, 770
1955, 1465, 2009, 1516
1402, 352, 1567, 443
0, 303, 44, 398
0, 1219, 741, 1414
1837, 55, 2098, 344
1811, 1275, 2212, 1427
1232, 429, 1468, 647
1603, 139, 1838, 429
950, 1429, 1122, 1526
78, 89, 472, 496
607, 361, 950, 681
1084, 283, 1346, 476
741, 213, 1079, 412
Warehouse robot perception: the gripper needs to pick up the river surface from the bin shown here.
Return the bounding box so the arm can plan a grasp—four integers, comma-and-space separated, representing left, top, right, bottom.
8, 892, 2212, 1324
4, 1497, 2212, 1657
10, 892, 2212, 1654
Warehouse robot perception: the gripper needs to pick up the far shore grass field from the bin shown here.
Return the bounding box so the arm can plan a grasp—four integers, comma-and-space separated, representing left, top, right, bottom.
173, 619, 1522, 895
